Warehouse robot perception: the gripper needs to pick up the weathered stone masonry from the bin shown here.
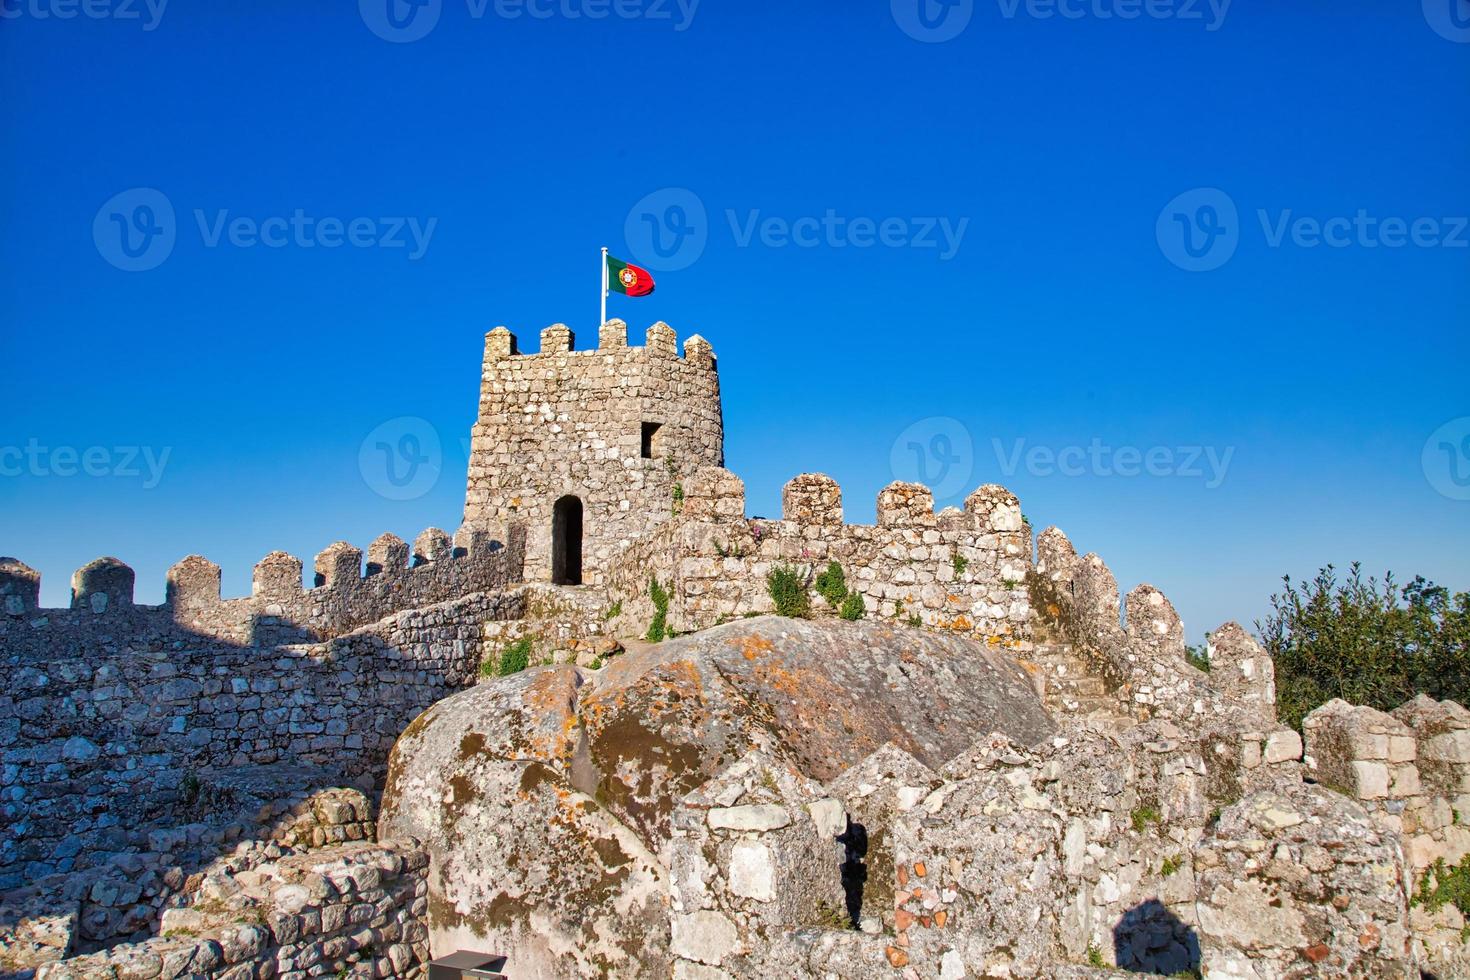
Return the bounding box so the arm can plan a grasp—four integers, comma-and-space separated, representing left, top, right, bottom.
463, 319, 723, 587
0, 525, 525, 896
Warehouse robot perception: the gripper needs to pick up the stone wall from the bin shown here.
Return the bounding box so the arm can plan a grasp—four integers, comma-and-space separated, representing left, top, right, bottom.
1029, 525, 1266, 724
34, 838, 429, 980
0, 574, 526, 895
463, 320, 724, 586
606, 469, 1034, 646
1302, 695, 1470, 974
0, 525, 523, 650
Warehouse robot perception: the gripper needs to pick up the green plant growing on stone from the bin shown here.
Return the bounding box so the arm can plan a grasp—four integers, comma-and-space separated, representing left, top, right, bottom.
1131, 805, 1161, 833
1160, 854, 1182, 876
646, 577, 672, 642
1086, 942, 1105, 967
839, 591, 866, 621
1185, 639, 1212, 673
1413, 858, 1470, 920
604, 600, 622, 622
671, 482, 684, 515
589, 656, 604, 670
907, 612, 922, 628
812, 898, 853, 930
496, 636, 532, 676
952, 551, 968, 577
179, 772, 201, 806
758, 768, 780, 794
767, 564, 812, 619
815, 561, 848, 607
1002, 577, 1021, 590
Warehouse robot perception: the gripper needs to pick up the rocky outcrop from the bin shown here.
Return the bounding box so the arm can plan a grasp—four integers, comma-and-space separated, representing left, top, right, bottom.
377, 616, 1054, 977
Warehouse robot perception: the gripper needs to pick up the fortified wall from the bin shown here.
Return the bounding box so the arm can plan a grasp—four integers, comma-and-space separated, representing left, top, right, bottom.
463, 319, 723, 587
0, 524, 526, 900
604, 469, 1035, 645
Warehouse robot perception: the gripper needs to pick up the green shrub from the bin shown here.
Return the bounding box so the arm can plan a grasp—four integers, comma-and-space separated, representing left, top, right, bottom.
815, 561, 848, 607
839, 591, 866, 621
906, 613, 922, 628
1260, 564, 1470, 730
767, 565, 811, 619
1160, 854, 1182, 876
952, 551, 968, 577
496, 636, 532, 676
1086, 942, 1105, 967
604, 600, 622, 621
645, 577, 671, 642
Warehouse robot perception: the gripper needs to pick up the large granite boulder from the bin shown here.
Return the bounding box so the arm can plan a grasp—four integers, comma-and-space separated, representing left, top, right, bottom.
377, 616, 1054, 977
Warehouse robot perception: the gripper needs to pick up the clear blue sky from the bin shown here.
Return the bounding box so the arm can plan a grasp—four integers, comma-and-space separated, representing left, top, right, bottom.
2, 0, 1467, 641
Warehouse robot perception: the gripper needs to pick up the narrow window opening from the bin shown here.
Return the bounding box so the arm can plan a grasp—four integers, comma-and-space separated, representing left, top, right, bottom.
641, 421, 664, 460
551, 495, 584, 585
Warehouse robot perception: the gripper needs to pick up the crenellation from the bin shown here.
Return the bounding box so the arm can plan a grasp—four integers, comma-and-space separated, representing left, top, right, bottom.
683, 333, 715, 369
876, 481, 937, 527
1124, 583, 1186, 662
964, 484, 1023, 533
69, 556, 134, 613
646, 320, 676, 357
452, 523, 491, 557
412, 527, 451, 565
252, 550, 304, 599
540, 322, 573, 353
314, 541, 363, 588
483, 325, 518, 361
0, 556, 41, 616
367, 532, 409, 576
165, 554, 222, 610
782, 473, 842, 525
599, 316, 628, 348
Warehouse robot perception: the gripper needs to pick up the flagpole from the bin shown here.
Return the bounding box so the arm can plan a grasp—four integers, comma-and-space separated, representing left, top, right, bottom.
600, 246, 608, 329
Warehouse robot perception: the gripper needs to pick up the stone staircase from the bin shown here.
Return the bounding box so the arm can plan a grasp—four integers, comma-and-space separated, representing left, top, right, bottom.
1022, 641, 1133, 729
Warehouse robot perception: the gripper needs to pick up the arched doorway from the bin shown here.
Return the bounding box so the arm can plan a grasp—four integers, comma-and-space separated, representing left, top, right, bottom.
551, 495, 583, 585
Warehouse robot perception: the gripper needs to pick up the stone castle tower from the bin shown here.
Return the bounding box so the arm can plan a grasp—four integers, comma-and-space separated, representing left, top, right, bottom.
463, 318, 723, 586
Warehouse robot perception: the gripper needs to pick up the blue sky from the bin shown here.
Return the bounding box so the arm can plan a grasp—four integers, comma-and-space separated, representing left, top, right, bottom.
2, 0, 1467, 640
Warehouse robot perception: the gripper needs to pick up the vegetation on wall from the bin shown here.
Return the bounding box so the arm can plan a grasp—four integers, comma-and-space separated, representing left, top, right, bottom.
1259, 564, 1470, 729
646, 577, 672, 642
767, 564, 812, 619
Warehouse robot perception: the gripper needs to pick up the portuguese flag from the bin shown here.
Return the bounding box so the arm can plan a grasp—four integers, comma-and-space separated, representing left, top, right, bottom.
606, 254, 655, 297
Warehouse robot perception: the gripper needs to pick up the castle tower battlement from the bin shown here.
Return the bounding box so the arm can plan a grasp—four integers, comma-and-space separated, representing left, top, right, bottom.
463, 318, 724, 587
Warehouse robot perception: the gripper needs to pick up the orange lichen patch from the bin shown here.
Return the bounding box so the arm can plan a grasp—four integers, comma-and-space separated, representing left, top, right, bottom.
885, 946, 909, 968
1015, 659, 1042, 676
733, 634, 775, 661
914, 861, 927, 878
1046, 603, 1061, 618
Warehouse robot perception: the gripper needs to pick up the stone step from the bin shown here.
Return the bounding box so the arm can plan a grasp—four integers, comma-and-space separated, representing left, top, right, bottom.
1045, 674, 1107, 698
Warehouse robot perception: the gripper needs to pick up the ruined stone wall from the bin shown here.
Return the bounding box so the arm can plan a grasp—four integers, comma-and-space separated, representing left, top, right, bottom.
0, 523, 523, 649
1029, 526, 1261, 724
463, 319, 724, 586
1302, 695, 1470, 974
0, 566, 526, 895
34, 839, 430, 980
606, 469, 1034, 646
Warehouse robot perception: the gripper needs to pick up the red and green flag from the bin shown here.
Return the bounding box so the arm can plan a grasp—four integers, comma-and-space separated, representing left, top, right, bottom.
606, 254, 655, 297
